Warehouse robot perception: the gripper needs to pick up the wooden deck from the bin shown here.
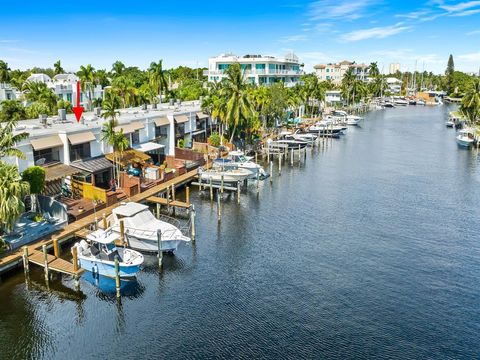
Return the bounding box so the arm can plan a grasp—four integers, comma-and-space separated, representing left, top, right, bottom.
28, 250, 84, 277
0, 167, 201, 274
146, 196, 190, 209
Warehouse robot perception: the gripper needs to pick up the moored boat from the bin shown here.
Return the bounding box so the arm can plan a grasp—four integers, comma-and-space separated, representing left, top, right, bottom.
74, 230, 144, 279
456, 129, 475, 148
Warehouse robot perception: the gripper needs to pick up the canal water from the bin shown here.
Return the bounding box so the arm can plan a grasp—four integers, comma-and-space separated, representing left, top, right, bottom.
1, 105, 480, 359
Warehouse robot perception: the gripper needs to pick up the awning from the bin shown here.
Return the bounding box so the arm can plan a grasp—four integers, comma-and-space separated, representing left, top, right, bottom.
70, 156, 113, 173
105, 149, 151, 167
154, 117, 170, 127
43, 163, 81, 182
192, 129, 206, 136
114, 121, 144, 134
174, 115, 189, 124
67, 131, 96, 145
196, 112, 209, 120
30, 135, 63, 151
133, 142, 165, 153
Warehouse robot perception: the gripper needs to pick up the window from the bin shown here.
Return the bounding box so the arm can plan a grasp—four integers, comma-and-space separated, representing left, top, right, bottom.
155, 125, 168, 139
131, 130, 140, 145
70, 142, 91, 162
255, 64, 266, 70
34, 147, 60, 165
241, 64, 252, 71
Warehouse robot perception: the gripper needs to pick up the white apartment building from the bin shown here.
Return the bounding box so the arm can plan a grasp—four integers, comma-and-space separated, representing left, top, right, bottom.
25, 73, 103, 107
314, 61, 370, 85
389, 63, 401, 74
3, 101, 211, 176
206, 53, 303, 87
386, 77, 402, 94
0, 83, 17, 101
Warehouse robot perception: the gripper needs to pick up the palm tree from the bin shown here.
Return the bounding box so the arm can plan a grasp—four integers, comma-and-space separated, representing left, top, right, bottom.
460, 79, 480, 125
22, 81, 58, 114
77, 64, 96, 110
94, 69, 110, 88
0, 118, 29, 159
111, 76, 137, 108
250, 86, 270, 128
223, 63, 255, 143
53, 60, 65, 75
111, 61, 126, 77
369, 62, 380, 78
148, 60, 168, 103
101, 98, 121, 183
0, 161, 30, 233
0, 60, 11, 84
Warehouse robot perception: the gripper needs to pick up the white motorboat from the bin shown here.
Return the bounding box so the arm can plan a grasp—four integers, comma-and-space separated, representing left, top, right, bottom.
346, 115, 364, 125
74, 230, 144, 279
445, 121, 455, 128
293, 130, 318, 142
214, 151, 267, 179
456, 129, 475, 148
199, 167, 252, 183
107, 202, 191, 253
393, 97, 408, 106
417, 99, 426, 106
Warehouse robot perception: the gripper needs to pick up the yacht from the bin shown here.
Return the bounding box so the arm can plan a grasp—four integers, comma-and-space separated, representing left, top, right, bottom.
198, 167, 252, 183
214, 151, 267, 179
393, 97, 408, 106
417, 99, 426, 106
74, 229, 144, 279
107, 202, 191, 253
292, 129, 318, 142
346, 115, 364, 126
456, 129, 475, 148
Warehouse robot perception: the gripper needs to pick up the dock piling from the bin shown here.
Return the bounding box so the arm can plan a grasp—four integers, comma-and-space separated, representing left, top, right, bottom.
102, 213, 107, 229
209, 178, 213, 201
22, 246, 29, 275
53, 238, 60, 258
186, 186, 190, 207
237, 181, 241, 204
290, 149, 293, 166
270, 161, 273, 185
156, 230, 163, 268
120, 220, 125, 244
220, 174, 224, 194
190, 205, 196, 242
42, 245, 49, 282
114, 255, 121, 298
217, 189, 221, 222
256, 172, 260, 193
279, 153, 282, 175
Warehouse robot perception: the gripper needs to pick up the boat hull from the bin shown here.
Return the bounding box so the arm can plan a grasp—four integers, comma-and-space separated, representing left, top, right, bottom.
456, 138, 474, 148
127, 235, 187, 253
78, 256, 141, 279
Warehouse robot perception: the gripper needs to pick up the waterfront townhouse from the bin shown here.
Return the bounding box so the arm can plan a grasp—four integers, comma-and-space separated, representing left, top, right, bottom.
206, 53, 303, 87
314, 61, 370, 85
3, 100, 211, 196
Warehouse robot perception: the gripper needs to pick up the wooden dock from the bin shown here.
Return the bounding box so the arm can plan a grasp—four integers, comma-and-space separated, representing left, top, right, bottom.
27, 250, 84, 277
0, 167, 202, 275
146, 196, 190, 209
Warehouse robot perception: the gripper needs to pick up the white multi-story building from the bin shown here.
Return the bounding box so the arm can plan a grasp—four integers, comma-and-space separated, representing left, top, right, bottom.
389, 63, 401, 74
314, 61, 370, 85
206, 53, 303, 87
386, 77, 402, 94
4, 100, 211, 175
0, 83, 17, 101
25, 73, 103, 107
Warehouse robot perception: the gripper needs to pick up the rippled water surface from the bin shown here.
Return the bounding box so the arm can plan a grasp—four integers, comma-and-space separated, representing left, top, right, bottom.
1, 105, 480, 359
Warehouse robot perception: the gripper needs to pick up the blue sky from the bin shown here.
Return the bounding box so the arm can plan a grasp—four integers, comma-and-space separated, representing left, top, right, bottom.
1, 0, 479, 74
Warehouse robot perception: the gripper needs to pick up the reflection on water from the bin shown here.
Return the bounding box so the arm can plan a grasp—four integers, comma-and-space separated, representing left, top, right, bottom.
1, 105, 480, 359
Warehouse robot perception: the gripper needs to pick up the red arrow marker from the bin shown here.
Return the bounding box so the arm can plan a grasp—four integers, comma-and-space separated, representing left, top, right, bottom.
72, 80, 84, 122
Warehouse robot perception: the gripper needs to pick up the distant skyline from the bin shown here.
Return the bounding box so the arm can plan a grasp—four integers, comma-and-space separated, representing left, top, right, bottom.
1, 0, 480, 74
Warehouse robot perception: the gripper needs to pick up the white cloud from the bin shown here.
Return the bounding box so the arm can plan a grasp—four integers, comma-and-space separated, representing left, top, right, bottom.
450, 8, 480, 15
340, 23, 411, 41
308, 0, 378, 20
395, 10, 430, 19
466, 29, 480, 35
439, 1, 480, 12
458, 52, 480, 61
279, 34, 308, 43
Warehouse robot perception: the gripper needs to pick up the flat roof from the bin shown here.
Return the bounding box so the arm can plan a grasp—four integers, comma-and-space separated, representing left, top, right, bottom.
11, 101, 205, 143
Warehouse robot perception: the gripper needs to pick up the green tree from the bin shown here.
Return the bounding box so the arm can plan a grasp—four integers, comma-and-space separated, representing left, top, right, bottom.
460, 79, 480, 125
77, 64, 96, 110
0, 161, 30, 233
445, 54, 455, 95
111, 75, 137, 108
149, 60, 168, 103
23, 81, 58, 113
53, 60, 65, 75
0, 100, 26, 121
223, 63, 255, 143
175, 79, 205, 101
369, 62, 380, 78
0, 118, 29, 159
0, 60, 11, 83
21, 166, 45, 213
111, 61, 126, 77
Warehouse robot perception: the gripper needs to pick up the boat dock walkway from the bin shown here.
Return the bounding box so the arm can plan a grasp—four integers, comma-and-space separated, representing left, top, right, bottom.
26, 249, 84, 277
0, 167, 201, 276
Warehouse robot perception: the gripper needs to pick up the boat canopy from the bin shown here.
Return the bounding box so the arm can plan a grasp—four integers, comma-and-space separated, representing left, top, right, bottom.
113, 202, 149, 217
86, 229, 119, 244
